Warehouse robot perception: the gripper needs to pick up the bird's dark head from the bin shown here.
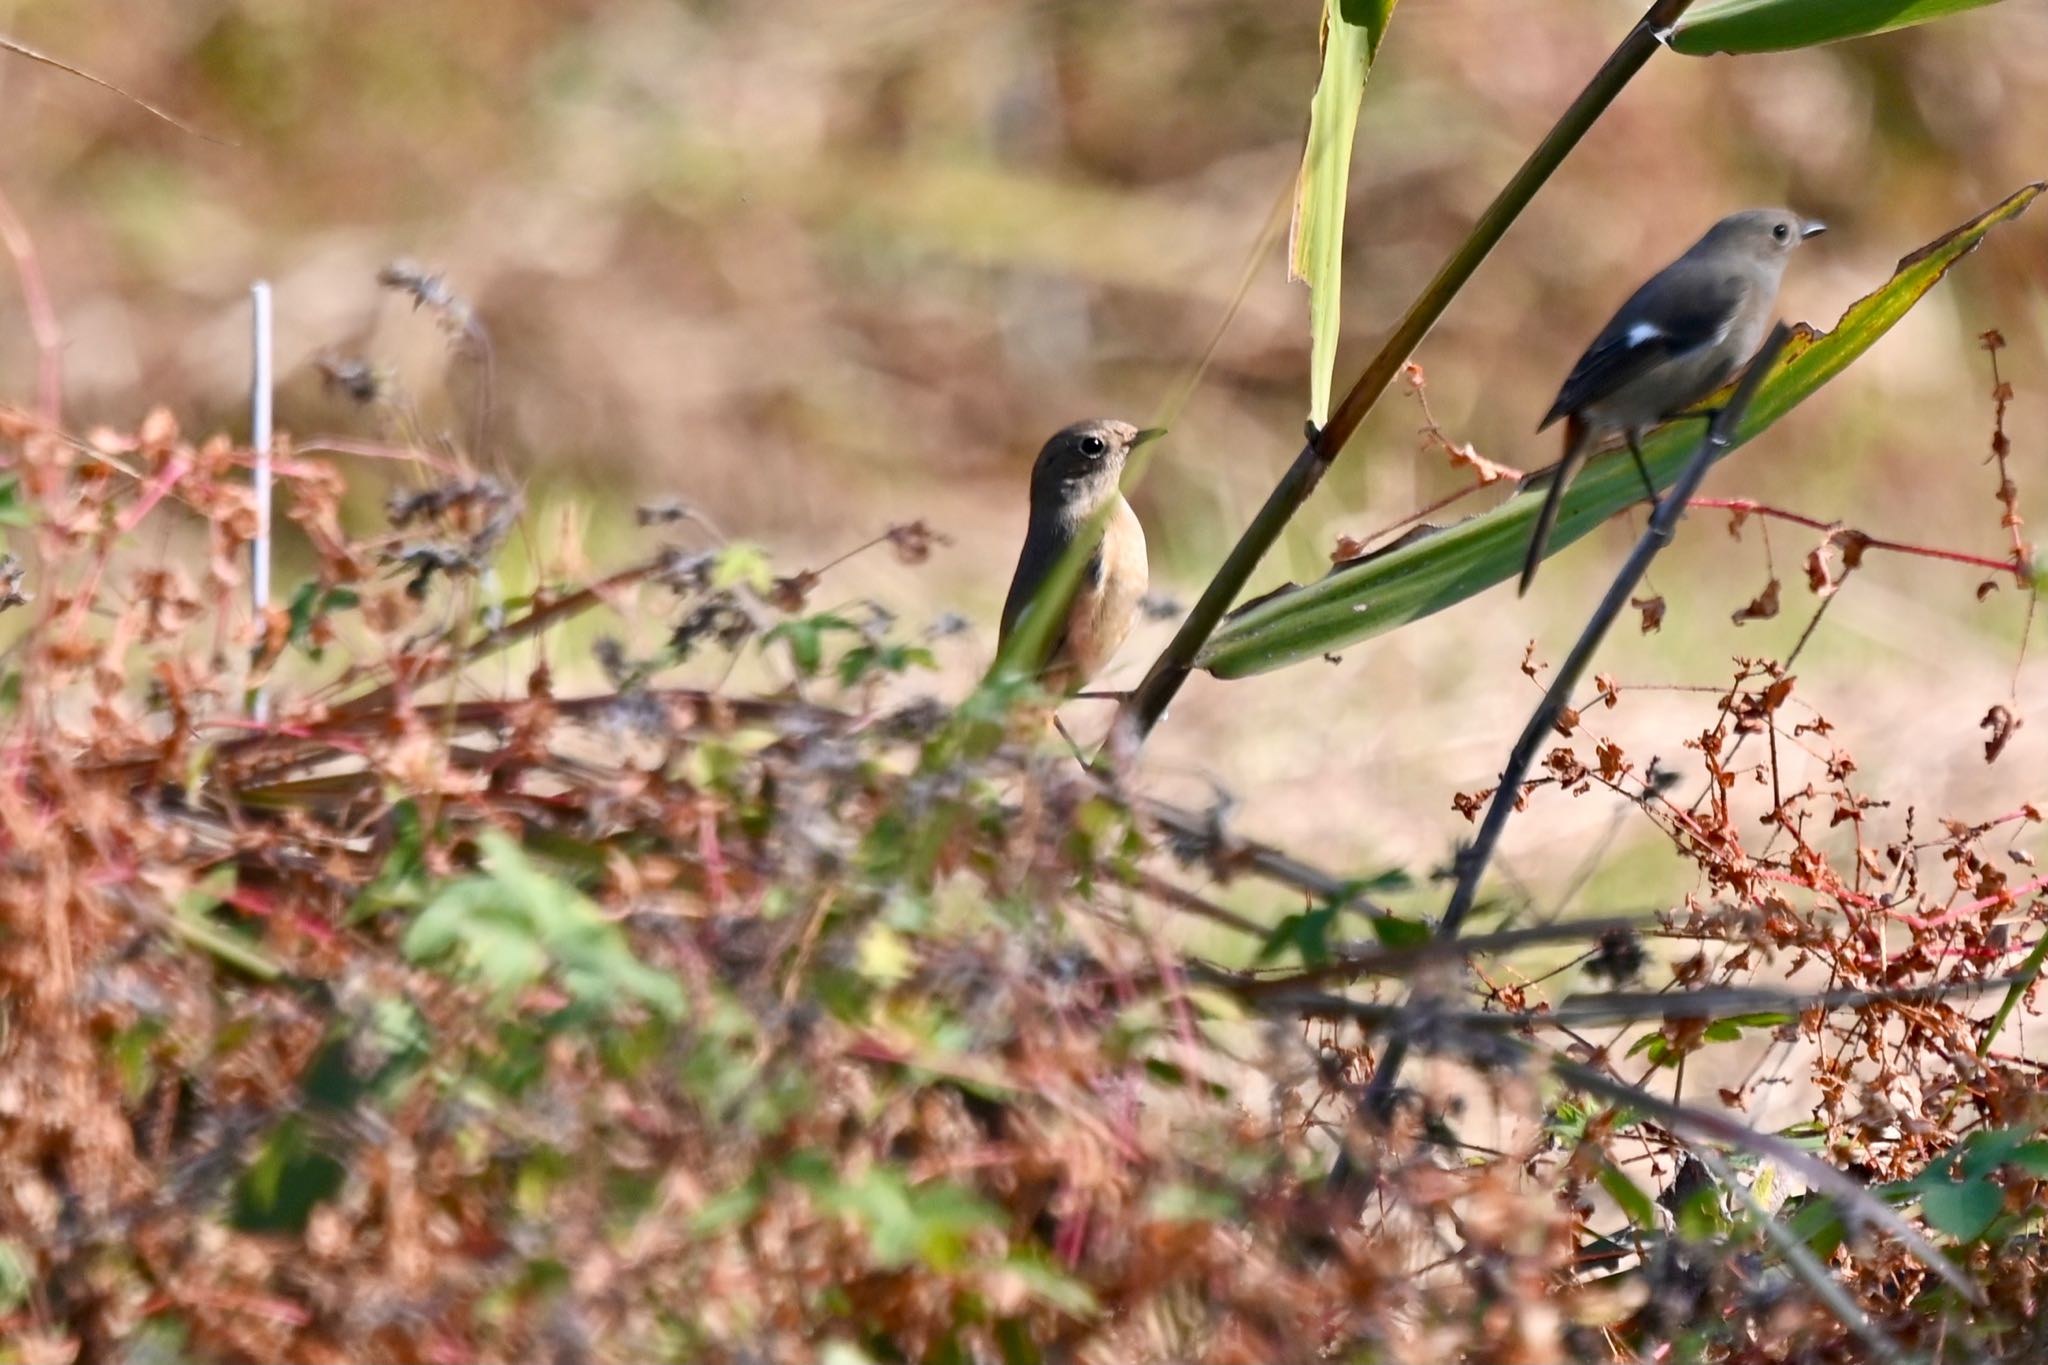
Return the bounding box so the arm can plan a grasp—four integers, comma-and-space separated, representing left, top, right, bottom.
1700, 207, 1827, 263
1029, 418, 1164, 515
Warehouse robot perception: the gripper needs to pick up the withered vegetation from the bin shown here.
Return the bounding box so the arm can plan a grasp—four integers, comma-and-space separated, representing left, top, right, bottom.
0, 330, 2043, 1365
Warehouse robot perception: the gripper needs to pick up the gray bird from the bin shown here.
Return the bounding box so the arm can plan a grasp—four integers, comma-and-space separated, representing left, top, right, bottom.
1000, 419, 1163, 696
1520, 208, 1825, 595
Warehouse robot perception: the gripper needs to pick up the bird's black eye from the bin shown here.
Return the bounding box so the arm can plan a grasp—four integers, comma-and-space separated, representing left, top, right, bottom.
1772, 222, 1790, 241
1079, 434, 1108, 457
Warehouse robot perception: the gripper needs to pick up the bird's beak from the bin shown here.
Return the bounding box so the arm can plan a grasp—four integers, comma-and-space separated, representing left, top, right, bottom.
1800, 220, 1828, 240
1131, 427, 1169, 447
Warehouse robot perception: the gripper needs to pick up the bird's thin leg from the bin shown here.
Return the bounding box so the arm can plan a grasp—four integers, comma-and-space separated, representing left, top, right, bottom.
1626, 431, 1660, 512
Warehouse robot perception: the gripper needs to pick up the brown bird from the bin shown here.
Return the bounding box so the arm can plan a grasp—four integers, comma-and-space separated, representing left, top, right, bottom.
999, 418, 1162, 697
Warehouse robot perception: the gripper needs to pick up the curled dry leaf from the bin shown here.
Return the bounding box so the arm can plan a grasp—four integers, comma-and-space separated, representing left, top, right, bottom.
1629, 594, 1665, 634
885, 520, 947, 564
1982, 704, 2022, 764
768, 571, 819, 613
1806, 544, 1841, 598
1594, 739, 1625, 782
1446, 441, 1520, 486
1731, 578, 1781, 626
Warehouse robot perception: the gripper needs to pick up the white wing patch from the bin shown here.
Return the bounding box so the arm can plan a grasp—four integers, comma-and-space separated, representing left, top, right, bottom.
1625, 322, 1663, 347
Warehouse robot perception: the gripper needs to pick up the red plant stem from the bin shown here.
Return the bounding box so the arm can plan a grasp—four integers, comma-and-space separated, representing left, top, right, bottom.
0, 187, 61, 425
115, 452, 193, 533
1887, 875, 2048, 933
1691, 498, 2027, 582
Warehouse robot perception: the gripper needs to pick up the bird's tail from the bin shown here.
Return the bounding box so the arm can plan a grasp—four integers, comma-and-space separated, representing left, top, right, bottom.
1519, 418, 1592, 596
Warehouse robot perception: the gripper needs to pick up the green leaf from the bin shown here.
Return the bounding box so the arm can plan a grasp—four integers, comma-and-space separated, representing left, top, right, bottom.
1145, 1182, 1242, 1223
232, 1119, 345, 1232
995, 1256, 1099, 1316
766, 612, 860, 678
1200, 184, 2043, 678
0, 1238, 31, 1314
283, 582, 361, 659
1935, 1125, 2048, 1181
350, 801, 431, 921
1596, 1160, 1657, 1229
403, 831, 685, 1020
1672, 0, 2010, 55
1545, 1100, 1590, 1144
1368, 913, 1430, 949
0, 479, 29, 528
2009, 1142, 2048, 1179
1291, 0, 1399, 425
711, 542, 773, 593
1257, 904, 1338, 965
821, 1169, 1001, 1271
164, 866, 283, 981
690, 1178, 766, 1235
1919, 1178, 2004, 1242
1783, 1193, 1847, 1259
838, 642, 936, 687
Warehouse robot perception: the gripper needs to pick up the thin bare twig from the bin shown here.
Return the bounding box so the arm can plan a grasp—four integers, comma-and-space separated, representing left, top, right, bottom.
0, 187, 62, 423
0, 35, 226, 144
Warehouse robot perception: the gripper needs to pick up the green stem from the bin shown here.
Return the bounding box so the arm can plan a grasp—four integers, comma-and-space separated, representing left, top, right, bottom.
1978, 928, 2048, 1058
1113, 0, 1697, 749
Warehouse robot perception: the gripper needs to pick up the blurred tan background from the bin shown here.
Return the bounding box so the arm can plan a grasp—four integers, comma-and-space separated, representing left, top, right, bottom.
3, 0, 2046, 915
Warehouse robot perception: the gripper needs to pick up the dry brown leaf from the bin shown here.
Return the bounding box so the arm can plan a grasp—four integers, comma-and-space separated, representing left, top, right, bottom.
1983, 704, 2023, 763
1446, 441, 1520, 486
1731, 578, 1781, 626
885, 520, 947, 564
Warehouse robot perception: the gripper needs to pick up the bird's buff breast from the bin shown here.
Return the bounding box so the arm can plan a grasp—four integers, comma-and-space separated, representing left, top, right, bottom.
1055, 495, 1148, 688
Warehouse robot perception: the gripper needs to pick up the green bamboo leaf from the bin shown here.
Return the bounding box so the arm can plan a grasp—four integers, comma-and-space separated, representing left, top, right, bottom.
1199, 183, 2042, 679
1671, 0, 2009, 55
1291, 0, 1398, 425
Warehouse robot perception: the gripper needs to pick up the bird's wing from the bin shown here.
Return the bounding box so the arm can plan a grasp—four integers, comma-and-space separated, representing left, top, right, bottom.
999, 523, 1100, 669
1539, 265, 1754, 430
